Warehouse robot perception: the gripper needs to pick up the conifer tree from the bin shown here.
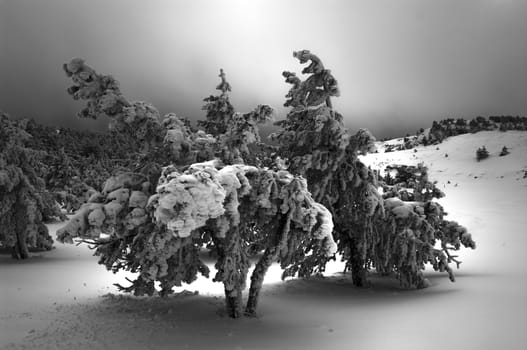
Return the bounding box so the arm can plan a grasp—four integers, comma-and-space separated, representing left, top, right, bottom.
198, 69, 235, 136
59, 59, 335, 318
198, 69, 274, 166
273, 50, 475, 288
377, 164, 475, 287
0, 114, 55, 259
272, 50, 380, 286
382, 163, 444, 202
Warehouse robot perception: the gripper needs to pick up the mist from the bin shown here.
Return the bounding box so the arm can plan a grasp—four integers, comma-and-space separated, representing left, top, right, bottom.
1, 0, 527, 138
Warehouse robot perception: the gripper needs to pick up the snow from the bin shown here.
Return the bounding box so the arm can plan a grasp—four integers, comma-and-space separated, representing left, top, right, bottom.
102, 201, 124, 224
106, 188, 130, 204
311, 203, 337, 256
87, 207, 105, 227
214, 165, 257, 236
124, 208, 148, 230
128, 191, 148, 208
102, 173, 147, 195
153, 165, 226, 238
1, 131, 527, 349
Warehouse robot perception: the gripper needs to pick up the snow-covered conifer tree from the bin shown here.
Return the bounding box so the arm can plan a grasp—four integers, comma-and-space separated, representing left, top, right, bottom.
272, 50, 381, 286
0, 113, 56, 259
198, 69, 274, 166
59, 59, 335, 318
198, 69, 235, 136
273, 50, 475, 288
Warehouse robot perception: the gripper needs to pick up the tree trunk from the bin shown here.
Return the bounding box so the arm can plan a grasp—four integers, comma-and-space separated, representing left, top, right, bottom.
349, 239, 368, 287
212, 230, 245, 318
245, 214, 290, 317
12, 197, 29, 260
12, 232, 29, 259
245, 247, 274, 317
224, 287, 243, 318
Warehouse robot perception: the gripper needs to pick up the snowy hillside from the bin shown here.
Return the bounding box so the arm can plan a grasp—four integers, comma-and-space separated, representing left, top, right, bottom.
362, 131, 527, 273
1, 131, 527, 350
370, 130, 527, 180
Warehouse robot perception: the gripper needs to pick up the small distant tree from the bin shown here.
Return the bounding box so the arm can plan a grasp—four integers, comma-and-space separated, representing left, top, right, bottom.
476, 146, 489, 161
197, 69, 275, 166
197, 69, 235, 136
499, 146, 509, 157
381, 163, 444, 202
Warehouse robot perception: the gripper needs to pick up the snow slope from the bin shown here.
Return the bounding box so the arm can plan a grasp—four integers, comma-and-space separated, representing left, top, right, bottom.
1, 131, 526, 350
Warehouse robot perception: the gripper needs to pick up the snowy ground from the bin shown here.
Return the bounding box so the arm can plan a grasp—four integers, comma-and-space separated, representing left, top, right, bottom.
1, 130, 526, 350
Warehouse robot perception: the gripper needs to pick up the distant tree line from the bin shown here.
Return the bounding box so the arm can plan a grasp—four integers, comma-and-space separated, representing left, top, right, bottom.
384, 116, 527, 152
19, 119, 141, 211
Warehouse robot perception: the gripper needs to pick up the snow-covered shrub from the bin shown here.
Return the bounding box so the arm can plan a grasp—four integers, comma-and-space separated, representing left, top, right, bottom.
373, 199, 475, 288
381, 163, 444, 202
476, 146, 489, 161
376, 164, 476, 288
499, 146, 510, 157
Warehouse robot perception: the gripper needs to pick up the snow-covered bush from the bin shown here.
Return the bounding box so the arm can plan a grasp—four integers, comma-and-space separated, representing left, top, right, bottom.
499, 146, 510, 157
375, 164, 475, 287
381, 163, 444, 202
476, 146, 489, 161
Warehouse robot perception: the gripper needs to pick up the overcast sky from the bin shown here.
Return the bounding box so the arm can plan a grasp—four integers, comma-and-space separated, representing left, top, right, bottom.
1, 0, 527, 138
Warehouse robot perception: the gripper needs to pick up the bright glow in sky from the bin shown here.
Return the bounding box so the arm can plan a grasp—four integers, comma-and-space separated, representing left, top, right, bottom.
1, 0, 527, 138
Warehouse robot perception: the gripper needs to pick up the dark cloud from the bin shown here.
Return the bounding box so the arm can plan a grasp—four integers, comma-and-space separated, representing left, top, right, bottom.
1, 0, 526, 139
